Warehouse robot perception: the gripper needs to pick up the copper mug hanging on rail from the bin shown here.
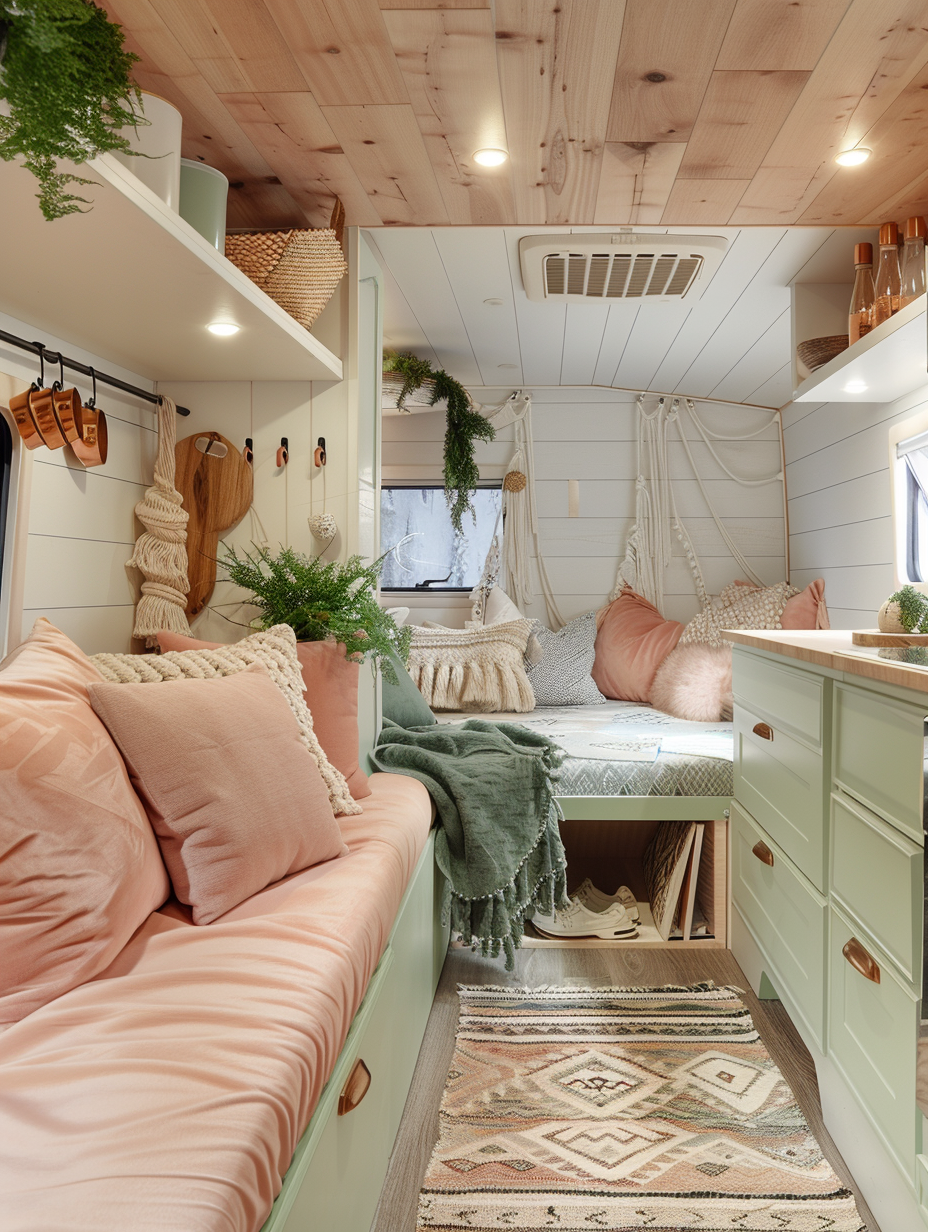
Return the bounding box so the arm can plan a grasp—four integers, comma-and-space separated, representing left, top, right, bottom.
50, 355, 83, 445
73, 367, 108, 468
8, 347, 59, 449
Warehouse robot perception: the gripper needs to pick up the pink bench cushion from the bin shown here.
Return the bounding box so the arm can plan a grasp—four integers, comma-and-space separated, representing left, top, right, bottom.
0, 772, 432, 1232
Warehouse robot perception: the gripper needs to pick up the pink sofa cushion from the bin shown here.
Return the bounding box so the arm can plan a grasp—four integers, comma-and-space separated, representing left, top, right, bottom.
0, 618, 170, 1025
781, 578, 830, 629
159, 631, 371, 800
88, 664, 348, 925
592, 587, 684, 702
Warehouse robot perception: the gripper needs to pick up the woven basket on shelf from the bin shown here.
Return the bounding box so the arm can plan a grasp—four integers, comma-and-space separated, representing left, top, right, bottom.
224, 229, 347, 329
796, 334, 849, 373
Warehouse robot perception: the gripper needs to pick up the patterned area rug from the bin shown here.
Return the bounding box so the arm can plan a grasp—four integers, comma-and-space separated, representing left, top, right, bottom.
417, 984, 864, 1231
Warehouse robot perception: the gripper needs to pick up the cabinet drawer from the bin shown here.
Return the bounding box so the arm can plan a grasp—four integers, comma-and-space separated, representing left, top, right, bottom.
732, 802, 827, 1049
734, 704, 826, 890
732, 649, 823, 749
833, 683, 925, 845
828, 905, 919, 1175
831, 792, 923, 984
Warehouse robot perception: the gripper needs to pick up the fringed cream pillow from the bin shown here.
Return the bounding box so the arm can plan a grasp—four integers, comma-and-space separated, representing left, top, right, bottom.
91, 624, 361, 817
407, 619, 536, 712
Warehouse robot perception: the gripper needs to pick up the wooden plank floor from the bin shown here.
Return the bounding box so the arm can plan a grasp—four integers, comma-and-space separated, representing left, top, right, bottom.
371, 944, 880, 1232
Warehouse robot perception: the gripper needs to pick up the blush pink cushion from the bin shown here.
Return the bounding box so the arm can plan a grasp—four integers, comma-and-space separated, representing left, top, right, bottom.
88, 664, 349, 924
781, 578, 830, 629
0, 618, 170, 1025
592, 587, 684, 703
159, 631, 371, 800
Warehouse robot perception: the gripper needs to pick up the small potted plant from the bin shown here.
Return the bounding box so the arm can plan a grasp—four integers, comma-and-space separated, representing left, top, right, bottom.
220, 544, 410, 682
383, 350, 495, 532
0, 0, 144, 219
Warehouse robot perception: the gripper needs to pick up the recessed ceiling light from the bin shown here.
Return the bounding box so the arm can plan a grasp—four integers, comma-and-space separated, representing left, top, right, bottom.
484, 298, 504, 306
844, 378, 868, 393
834, 147, 871, 167
207, 321, 240, 336
498, 363, 518, 369
473, 148, 508, 167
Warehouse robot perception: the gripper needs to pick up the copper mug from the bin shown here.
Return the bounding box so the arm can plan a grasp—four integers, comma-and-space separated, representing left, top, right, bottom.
26, 384, 70, 449
51, 385, 82, 444
72, 405, 107, 468
8, 385, 44, 450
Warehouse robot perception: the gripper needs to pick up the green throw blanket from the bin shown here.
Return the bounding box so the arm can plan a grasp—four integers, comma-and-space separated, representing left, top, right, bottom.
372, 719, 568, 970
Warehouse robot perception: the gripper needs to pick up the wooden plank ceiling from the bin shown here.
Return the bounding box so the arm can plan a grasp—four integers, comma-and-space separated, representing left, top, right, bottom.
108, 0, 928, 231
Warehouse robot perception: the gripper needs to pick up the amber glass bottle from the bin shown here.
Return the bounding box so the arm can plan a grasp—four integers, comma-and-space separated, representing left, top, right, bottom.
848, 242, 875, 344
900, 215, 927, 307
873, 221, 901, 326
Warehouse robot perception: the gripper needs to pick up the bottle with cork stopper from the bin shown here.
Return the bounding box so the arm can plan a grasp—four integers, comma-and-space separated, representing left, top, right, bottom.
900, 215, 927, 307
873, 220, 902, 327
848, 242, 875, 345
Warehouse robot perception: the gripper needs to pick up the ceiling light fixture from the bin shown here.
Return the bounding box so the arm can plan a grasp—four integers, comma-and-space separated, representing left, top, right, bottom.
844, 378, 868, 393
207, 321, 240, 336
473, 148, 508, 167
834, 147, 871, 167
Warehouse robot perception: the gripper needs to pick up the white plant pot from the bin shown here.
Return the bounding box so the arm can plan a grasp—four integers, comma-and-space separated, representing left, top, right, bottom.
113, 92, 183, 210
179, 158, 228, 249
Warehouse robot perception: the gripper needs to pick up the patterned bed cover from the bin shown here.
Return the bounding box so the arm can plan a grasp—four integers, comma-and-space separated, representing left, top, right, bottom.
436, 702, 733, 798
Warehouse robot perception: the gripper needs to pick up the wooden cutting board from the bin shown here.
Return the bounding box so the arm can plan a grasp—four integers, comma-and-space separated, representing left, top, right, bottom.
175, 431, 253, 618
852, 629, 928, 646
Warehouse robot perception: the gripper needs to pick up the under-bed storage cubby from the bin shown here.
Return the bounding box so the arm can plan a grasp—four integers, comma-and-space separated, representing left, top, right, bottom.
523, 817, 728, 949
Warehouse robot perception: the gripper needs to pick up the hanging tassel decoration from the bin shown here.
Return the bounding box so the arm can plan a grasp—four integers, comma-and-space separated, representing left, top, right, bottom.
128, 395, 192, 645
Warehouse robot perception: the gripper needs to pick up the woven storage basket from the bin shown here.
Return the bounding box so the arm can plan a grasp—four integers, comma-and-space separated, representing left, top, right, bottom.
796, 334, 849, 373
224, 229, 347, 329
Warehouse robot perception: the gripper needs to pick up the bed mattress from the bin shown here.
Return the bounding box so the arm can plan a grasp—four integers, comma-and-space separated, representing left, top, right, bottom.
437, 702, 733, 797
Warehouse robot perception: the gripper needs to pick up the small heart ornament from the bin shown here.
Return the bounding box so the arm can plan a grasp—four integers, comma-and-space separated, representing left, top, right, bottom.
308, 512, 337, 542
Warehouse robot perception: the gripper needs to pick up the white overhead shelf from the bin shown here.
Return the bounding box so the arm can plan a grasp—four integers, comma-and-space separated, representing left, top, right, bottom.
0, 154, 342, 383
793, 294, 926, 403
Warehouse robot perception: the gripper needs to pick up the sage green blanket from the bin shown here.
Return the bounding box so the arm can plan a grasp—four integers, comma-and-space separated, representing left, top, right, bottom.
372, 719, 568, 969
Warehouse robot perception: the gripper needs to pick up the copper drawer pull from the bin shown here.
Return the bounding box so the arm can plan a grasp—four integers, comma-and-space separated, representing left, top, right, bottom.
338, 1058, 371, 1116
752, 721, 773, 741
843, 937, 881, 985
752, 840, 774, 867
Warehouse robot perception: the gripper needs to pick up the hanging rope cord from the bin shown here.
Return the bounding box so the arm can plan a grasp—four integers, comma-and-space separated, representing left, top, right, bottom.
612, 394, 781, 607
472, 392, 565, 630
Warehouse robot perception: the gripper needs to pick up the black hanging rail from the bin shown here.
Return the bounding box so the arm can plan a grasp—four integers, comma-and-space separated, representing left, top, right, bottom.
0, 329, 190, 416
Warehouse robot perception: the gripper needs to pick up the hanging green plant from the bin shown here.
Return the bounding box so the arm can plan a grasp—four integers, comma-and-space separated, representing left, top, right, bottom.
383, 350, 495, 532
0, 0, 145, 221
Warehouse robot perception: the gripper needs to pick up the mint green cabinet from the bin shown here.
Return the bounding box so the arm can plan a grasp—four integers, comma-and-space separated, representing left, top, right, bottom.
731, 801, 827, 1049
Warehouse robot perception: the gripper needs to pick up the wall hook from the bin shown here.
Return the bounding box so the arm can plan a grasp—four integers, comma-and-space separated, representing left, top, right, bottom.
243, 437, 254, 464
276, 437, 289, 467
314, 437, 326, 467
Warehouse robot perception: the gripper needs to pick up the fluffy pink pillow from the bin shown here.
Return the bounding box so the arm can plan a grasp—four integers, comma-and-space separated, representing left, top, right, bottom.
0, 619, 170, 1024
592, 587, 684, 702
88, 664, 348, 924
650, 643, 733, 722
158, 631, 371, 800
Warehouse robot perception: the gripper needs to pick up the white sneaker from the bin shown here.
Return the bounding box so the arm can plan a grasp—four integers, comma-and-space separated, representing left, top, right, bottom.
532, 898, 638, 940
574, 878, 641, 923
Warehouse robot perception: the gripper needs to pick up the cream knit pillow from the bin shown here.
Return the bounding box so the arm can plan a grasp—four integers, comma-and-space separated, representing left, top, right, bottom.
407, 619, 536, 712
91, 624, 360, 817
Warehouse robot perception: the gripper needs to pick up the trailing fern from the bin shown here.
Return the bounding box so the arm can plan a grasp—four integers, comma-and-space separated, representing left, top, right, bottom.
0, 0, 144, 220
888, 585, 928, 633
384, 350, 495, 532
220, 545, 410, 683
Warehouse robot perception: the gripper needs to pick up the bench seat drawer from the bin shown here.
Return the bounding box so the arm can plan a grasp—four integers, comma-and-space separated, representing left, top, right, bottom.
831, 792, 922, 984
732, 802, 827, 1050
828, 904, 919, 1175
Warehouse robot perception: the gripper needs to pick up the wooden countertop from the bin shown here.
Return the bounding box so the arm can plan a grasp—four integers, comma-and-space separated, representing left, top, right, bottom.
723, 628, 928, 697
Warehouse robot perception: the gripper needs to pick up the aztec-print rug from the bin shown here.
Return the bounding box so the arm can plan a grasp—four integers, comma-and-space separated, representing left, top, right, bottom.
417, 984, 865, 1231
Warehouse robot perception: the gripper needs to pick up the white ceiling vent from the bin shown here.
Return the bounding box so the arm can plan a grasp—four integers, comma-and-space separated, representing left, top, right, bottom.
519, 233, 728, 304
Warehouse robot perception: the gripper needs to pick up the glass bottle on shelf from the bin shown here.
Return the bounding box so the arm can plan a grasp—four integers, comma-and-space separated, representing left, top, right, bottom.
900, 215, 927, 307
873, 220, 901, 327
848, 241, 875, 345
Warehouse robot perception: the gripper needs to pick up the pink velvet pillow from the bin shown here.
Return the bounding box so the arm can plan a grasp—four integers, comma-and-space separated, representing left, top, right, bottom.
158, 631, 371, 800
592, 587, 684, 702
0, 619, 170, 1025
88, 664, 348, 924
781, 578, 830, 629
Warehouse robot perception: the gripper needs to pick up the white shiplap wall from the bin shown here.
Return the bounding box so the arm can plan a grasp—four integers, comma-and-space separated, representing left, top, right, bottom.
784, 385, 928, 628
0, 316, 158, 655
382, 387, 787, 627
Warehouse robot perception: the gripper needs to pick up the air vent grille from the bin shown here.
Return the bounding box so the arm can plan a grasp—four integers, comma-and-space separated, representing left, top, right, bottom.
542, 250, 704, 300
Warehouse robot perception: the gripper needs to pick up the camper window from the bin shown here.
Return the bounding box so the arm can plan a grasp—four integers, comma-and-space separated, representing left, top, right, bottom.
380, 484, 501, 592
896, 428, 928, 584
0, 415, 11, 587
